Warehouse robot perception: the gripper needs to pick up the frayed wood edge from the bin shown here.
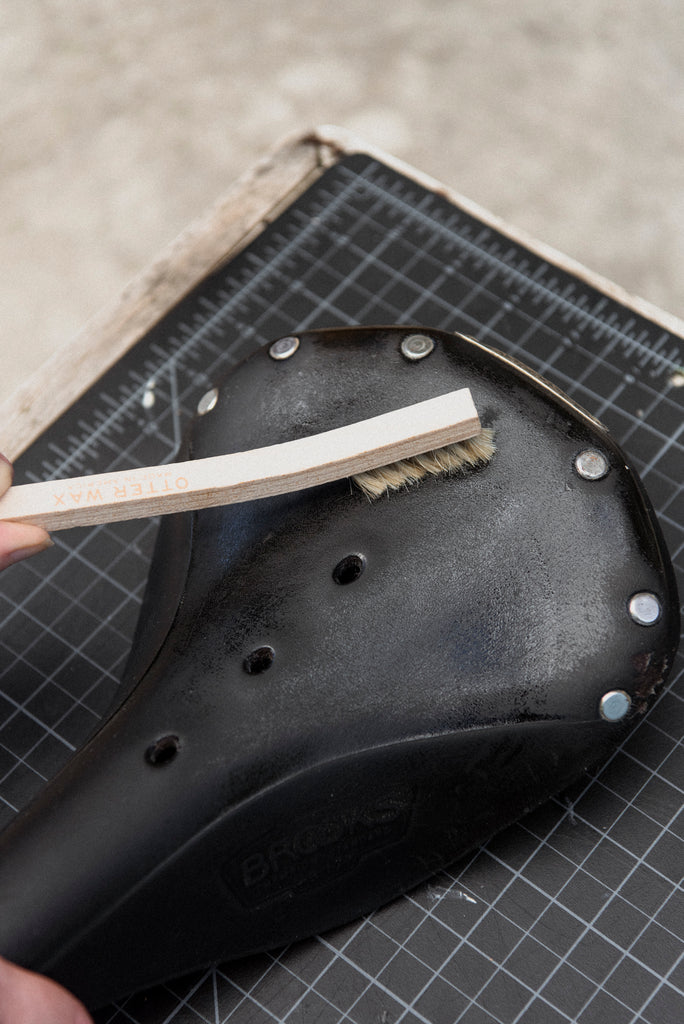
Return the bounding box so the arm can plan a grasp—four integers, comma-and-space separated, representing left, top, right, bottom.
4, 123, 682, 461
0, 130, 326, 460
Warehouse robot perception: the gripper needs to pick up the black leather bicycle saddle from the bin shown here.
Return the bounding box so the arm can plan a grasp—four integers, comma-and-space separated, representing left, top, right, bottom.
0, 326, 678, 1007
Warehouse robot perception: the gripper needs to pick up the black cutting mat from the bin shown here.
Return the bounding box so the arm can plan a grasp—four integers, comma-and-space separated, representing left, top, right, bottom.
1, 153, 683, 1024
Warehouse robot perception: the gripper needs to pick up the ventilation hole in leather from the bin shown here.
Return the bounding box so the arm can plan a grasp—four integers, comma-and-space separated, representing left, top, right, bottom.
145, 735, 179, 766
244, 645, 275, 674
333, 554, 366, 585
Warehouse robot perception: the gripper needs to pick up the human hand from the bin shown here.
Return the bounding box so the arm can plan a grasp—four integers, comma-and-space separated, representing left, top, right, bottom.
1, 464, 90, 1020
0, 454, 52, 570
0, 956, 93, 1024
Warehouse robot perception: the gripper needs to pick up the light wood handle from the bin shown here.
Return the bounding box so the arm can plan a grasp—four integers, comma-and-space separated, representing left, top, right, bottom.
0, 388, 479, 531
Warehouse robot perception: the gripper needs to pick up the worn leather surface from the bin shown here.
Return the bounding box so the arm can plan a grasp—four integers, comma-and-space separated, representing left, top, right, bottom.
0, 327, 678, 1007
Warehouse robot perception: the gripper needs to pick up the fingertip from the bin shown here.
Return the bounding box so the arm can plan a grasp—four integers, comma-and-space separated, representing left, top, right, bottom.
0, 523, 53, 571
0, 956, 94, 1024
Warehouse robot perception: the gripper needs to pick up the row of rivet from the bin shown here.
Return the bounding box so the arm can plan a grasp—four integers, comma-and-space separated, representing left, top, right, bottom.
193, 334, 663, 725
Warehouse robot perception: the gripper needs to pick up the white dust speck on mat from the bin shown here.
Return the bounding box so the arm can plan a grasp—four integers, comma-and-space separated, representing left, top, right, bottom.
142, 380, 156, 409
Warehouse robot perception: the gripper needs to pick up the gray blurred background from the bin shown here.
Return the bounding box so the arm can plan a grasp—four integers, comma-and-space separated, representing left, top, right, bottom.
2, 0, 683, 410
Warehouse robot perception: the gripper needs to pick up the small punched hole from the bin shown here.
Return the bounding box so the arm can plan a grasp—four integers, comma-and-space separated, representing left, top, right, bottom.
145, 735, 180, 766
244, 645, 275, 675
333, 554, 366, 585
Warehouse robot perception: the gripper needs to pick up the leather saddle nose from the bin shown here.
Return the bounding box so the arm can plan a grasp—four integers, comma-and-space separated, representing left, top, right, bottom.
0, 326, 678, 1008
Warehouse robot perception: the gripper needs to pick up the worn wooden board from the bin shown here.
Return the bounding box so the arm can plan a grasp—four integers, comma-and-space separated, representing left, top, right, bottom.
3, 124, 684, 460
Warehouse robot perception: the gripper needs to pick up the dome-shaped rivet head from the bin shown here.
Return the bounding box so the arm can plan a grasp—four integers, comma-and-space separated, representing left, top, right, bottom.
400, 334, 435, 361
269, 336, 300, 360
197, 388, 219, 415
574, 449, 610, 480
628, 592, 662, 626
599, 690, 632, 722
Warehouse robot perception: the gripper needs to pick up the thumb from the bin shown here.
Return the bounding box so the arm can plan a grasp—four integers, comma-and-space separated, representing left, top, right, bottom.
0, 455, 52, 569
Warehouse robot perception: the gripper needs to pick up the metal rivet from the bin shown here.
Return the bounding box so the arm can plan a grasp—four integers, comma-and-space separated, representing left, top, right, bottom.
269, 336, 300, 360
628, 591, 662, 626
599, 690, 632, 722
197, 387, 219, 416
400, 334, 435, 361
574, 449, 610, 480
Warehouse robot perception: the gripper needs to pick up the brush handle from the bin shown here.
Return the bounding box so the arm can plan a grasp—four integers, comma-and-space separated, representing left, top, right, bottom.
0, 388, 479, 531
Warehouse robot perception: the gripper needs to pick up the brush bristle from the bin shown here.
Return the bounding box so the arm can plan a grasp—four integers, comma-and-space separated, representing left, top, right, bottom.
353, 427, 496, 500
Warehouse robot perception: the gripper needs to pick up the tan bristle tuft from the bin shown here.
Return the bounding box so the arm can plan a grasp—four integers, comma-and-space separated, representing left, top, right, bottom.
353, 427, 496, 500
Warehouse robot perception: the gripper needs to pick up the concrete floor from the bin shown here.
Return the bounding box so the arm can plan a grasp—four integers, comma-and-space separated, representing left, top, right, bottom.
2, 0, 683, 411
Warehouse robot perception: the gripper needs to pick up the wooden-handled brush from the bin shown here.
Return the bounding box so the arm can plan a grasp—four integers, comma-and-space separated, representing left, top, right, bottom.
0, 388, 494, 532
